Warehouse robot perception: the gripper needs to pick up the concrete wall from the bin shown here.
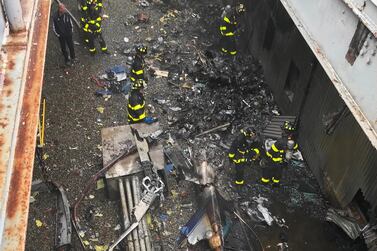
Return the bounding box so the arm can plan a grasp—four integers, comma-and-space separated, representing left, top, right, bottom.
242, 0, 377, 209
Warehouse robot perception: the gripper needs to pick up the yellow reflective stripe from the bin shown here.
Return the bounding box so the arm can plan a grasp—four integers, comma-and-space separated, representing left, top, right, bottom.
221, 48, 228, 53
238, 149, 246, 154
272, 144, 284, 153
95, 28, 102, 33
272, 178, 280, 183
235, 180, 244, 185
82, 6, 88, 10
96, 17, 102, 21
230, 51, 237, 55
253, 148, 260, 155
220, 26, 226, 31
267, 151, 283, 162
272, 157, 283, 162
128, 102, 145, 111
128, 112, 146, 121
224, 32, 235, 36
89, 48, 96, 52
261, 177, 270, 183
294, 144, 298, 150
101, 47, 107, 51
233, 158, 245, 164
97, 2, 103, 6
228, 153, 235, 158
88, 20, 95, 24
132, 69, 144, 75
223, 16, 230, 23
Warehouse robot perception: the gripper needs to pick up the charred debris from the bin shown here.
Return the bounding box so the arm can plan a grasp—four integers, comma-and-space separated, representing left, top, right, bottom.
29, 0, 377, 250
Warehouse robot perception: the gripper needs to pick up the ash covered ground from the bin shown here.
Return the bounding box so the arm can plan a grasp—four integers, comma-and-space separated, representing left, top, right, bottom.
26, 0, 367, 250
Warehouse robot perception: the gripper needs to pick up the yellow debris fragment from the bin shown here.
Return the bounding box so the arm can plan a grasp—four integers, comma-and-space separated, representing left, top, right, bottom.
35, 219, 43, 227
42, 153, 49, 160
96, 106, 105, 113
95, 245, 109, 251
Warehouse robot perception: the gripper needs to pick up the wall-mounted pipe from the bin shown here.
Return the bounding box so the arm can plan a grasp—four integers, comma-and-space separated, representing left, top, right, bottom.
3, 0, 25, 32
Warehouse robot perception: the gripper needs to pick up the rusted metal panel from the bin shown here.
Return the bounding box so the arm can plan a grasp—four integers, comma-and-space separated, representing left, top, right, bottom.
0, 0, 51, 249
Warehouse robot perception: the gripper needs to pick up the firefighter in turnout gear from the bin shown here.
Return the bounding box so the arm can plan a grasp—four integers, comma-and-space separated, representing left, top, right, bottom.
127, 85, 146, 124
261, 121, 299, 185
80, 0, 103, 45
219, 5, 237, 55
127, 80, 156, 124
82, 3, 108, 54
228, 127, 261, 185
129, 45, 147, 84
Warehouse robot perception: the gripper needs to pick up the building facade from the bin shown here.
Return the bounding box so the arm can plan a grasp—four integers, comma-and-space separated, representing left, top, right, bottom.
243, 0, 377, 210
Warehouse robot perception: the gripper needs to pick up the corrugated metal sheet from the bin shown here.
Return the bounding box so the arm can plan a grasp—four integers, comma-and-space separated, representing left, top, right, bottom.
244, 0, 377, 209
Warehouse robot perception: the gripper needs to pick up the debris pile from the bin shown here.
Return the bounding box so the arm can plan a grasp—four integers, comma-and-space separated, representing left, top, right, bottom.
26, 0, 372, 250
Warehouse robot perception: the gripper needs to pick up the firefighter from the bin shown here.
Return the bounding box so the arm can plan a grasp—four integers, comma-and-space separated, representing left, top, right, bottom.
82, 4, 108, 54
219, 5, 237, 55
127, 83, 146, 124
80, 0, 103, 46
228, 127, 261, 185
127, 80, 156, 124
129, 45, 148, 85
261, 121, 299, 185
81, 0, 103, 17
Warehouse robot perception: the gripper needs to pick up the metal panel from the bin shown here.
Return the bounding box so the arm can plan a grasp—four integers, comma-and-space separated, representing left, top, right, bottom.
0, 0, 50, 249
280, 0, 377, 150
342, 0, 377, 37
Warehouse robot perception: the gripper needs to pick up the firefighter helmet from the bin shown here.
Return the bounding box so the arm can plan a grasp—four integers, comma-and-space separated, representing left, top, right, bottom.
132, 79, 145, 90
135, 45, 147, 55
282, 121, 296, 132
241, 126, 256, 138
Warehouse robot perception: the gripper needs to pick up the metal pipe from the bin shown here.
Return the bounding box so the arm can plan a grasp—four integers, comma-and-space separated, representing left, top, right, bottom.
132, 176, 147, 251
125, 178, 140, 250
3, 0, 25, 32
118, 179, 134, 251
134, 176, 152, 251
